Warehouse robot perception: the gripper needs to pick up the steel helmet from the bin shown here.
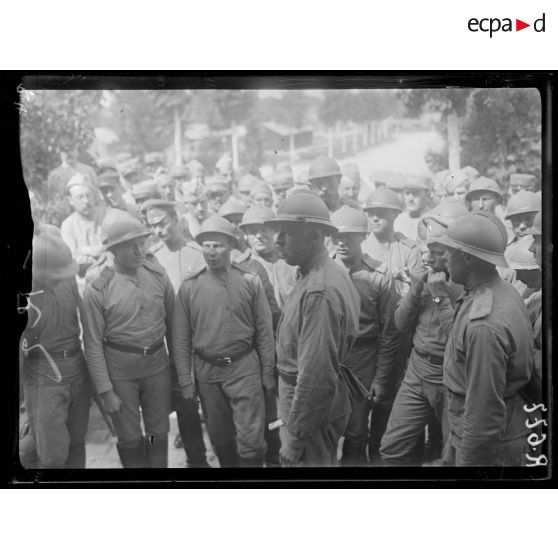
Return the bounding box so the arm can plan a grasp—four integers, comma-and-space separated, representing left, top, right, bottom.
307, 156, 341, 181
102, 209, 151, 249
505, 190, 541, 219
32, 233, 78, 282
131, 179, 160, 202
364, 187, 403, 213
250, 181, 273, 198
239, 205, 276, 229
525, 210, 542, 236
218, 199, 247, 219
195, 215, 238, 247
331, 205, 368, 234
465, 177, 503, 204
505, 236, 538, 270
419, 200, 469, 244
265, 192, 337, 234
436, 210, 509, 268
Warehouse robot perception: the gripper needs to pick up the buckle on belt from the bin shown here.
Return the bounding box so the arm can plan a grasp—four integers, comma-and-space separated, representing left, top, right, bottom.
63, 349, 70, 359
223, 357, 232, 366
143, 347, 150, 357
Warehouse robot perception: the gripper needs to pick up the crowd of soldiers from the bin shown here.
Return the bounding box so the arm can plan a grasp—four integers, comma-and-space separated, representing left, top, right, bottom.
19, 144, 544, 468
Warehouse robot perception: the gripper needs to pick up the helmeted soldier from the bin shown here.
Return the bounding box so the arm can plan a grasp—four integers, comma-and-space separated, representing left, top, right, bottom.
380, 201, 468, 465
204, 175, 231, 215
82, 213, 175, 468
394, 177, 432, 241
250, 181, 274, 209
330, 205, 400, 465
504, 190, 541, 247
465, 176, 503, 214
172, 216, 275, 467
181, 184, 208, 239
98, 166, 138, 216
270, 169, 293, 209
144, 151, 166, 177
144, 200, 209, 467
362, 187, 424, 296
437, 211, 535, 466
264, 193, 361, 466
236, 174, 260, 208
307, 155, 344, 213
19, 233, 90, 468
239, 205, 297, 311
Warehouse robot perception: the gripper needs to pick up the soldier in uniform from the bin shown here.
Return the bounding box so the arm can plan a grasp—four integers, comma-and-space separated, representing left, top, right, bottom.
239, 205, 297, 311
504, 190, 541, 251
173, 216, 275, 467
250, 181, 274, 209
394, 178, 432, 241
265, 193, 360, 466
307, 156, 344, 213
330, 205, 400, 465
437, 211, 535, 466
20, 233, 90, 468
82, 213, 175, 468
144, 200, 209, 467
205, 175, 231, 215
60, 175, 105, 285
181, 185, 208, 239
156, 174, 178, 202
270, 169, 293, 210
361, 186, 425, 461
380, 202, 468, 465
236, 174, 259, 208
98, 167, 138, 216
465, 177, 504, 216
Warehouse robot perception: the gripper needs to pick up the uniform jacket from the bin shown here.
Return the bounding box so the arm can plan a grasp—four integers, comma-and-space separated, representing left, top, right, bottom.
20, 277, 86, 384
276, 249, 360, 448
362, 231, 424, 296
173, 263, 275, 386
335, 253, 400, 388
443, 275, 534, 466
81, 254, 174, 394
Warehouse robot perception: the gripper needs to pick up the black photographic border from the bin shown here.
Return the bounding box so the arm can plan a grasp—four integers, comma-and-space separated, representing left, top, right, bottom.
2, 70, 555, 487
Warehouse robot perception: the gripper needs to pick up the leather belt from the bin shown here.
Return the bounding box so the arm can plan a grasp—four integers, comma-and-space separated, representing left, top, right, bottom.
25, 346, 81, 360
414, 348, 444, 367
352, 337, 376, 349
278, 370, 297, 386
105, 339, 164, 357
194, 345, 254, 368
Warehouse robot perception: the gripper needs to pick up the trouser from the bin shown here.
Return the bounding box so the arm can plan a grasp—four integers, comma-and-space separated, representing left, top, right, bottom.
171, 389, 208, 466
196, 373, 266, 464
369, 331, 412, 460
23, 373, 90, 468
380, 360, 447, 466
278, 377, 351, 467
443, 431, 528, 467
111, 370, 171, 468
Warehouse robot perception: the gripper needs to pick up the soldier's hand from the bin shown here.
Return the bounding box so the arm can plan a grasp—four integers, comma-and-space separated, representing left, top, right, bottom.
101, 390, 122, 415
371, 382, 387, 404
409, 269, 429, 297
180, 384, 196, 401
280, 444, 303, 467
427, 271, 451, 298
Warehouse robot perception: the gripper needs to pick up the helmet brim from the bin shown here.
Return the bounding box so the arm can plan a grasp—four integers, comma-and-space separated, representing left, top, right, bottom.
435, 233, 509, 268
105, 230, 151, 250
195, 230, 238, 249
264, 216, 338, 236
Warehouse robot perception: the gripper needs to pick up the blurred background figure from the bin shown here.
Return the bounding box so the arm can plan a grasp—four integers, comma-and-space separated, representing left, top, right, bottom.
509, 173, 538, 196
144, 151, 166, 177
338, 176, 360, 207
204, 175, 231, 215
156, 174, 177, 202
236, 173, 259, 207
215, 153, 234, 190
270, 168, 293, 210
181, 184, 208, 238
98, 166, 138, 215
250, 181, 274, 209
47, 140, 97, 192
394, 177, 432, 242
307, 155, 344, 213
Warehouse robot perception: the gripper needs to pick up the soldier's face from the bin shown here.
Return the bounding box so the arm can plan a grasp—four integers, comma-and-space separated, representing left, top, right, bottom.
207, 191, 229, 214
201, 234, 232, 271
157, 182, 175, 202
529, 235, 542, 268
251, 191, 273, 208
274, 222, 314, 267
111, 237, 147, 271
332, 232, 364, 265
444, 247, 467, 285
151, 214, 180, 245
186, 197, 208, 222
310, 176, 340, 211
454, 186, 468, 202
244, 224, 275, 257
469, 192, 499, 213
427, 243, 448, 273
69, 185, 95, 217
510, 212, 536, 238
404, 188, 428, 214
365, 208, 398, 236
101, 186, 122, 209
338, 181, 359, 202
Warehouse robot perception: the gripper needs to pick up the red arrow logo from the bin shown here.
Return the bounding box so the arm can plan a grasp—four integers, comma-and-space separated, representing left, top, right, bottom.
516, 19, 530, 31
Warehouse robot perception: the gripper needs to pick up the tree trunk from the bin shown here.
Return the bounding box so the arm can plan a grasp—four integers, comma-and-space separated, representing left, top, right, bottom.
174, 107, 183, 166
447, 110, 461, 172
231, 122, 239, 170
